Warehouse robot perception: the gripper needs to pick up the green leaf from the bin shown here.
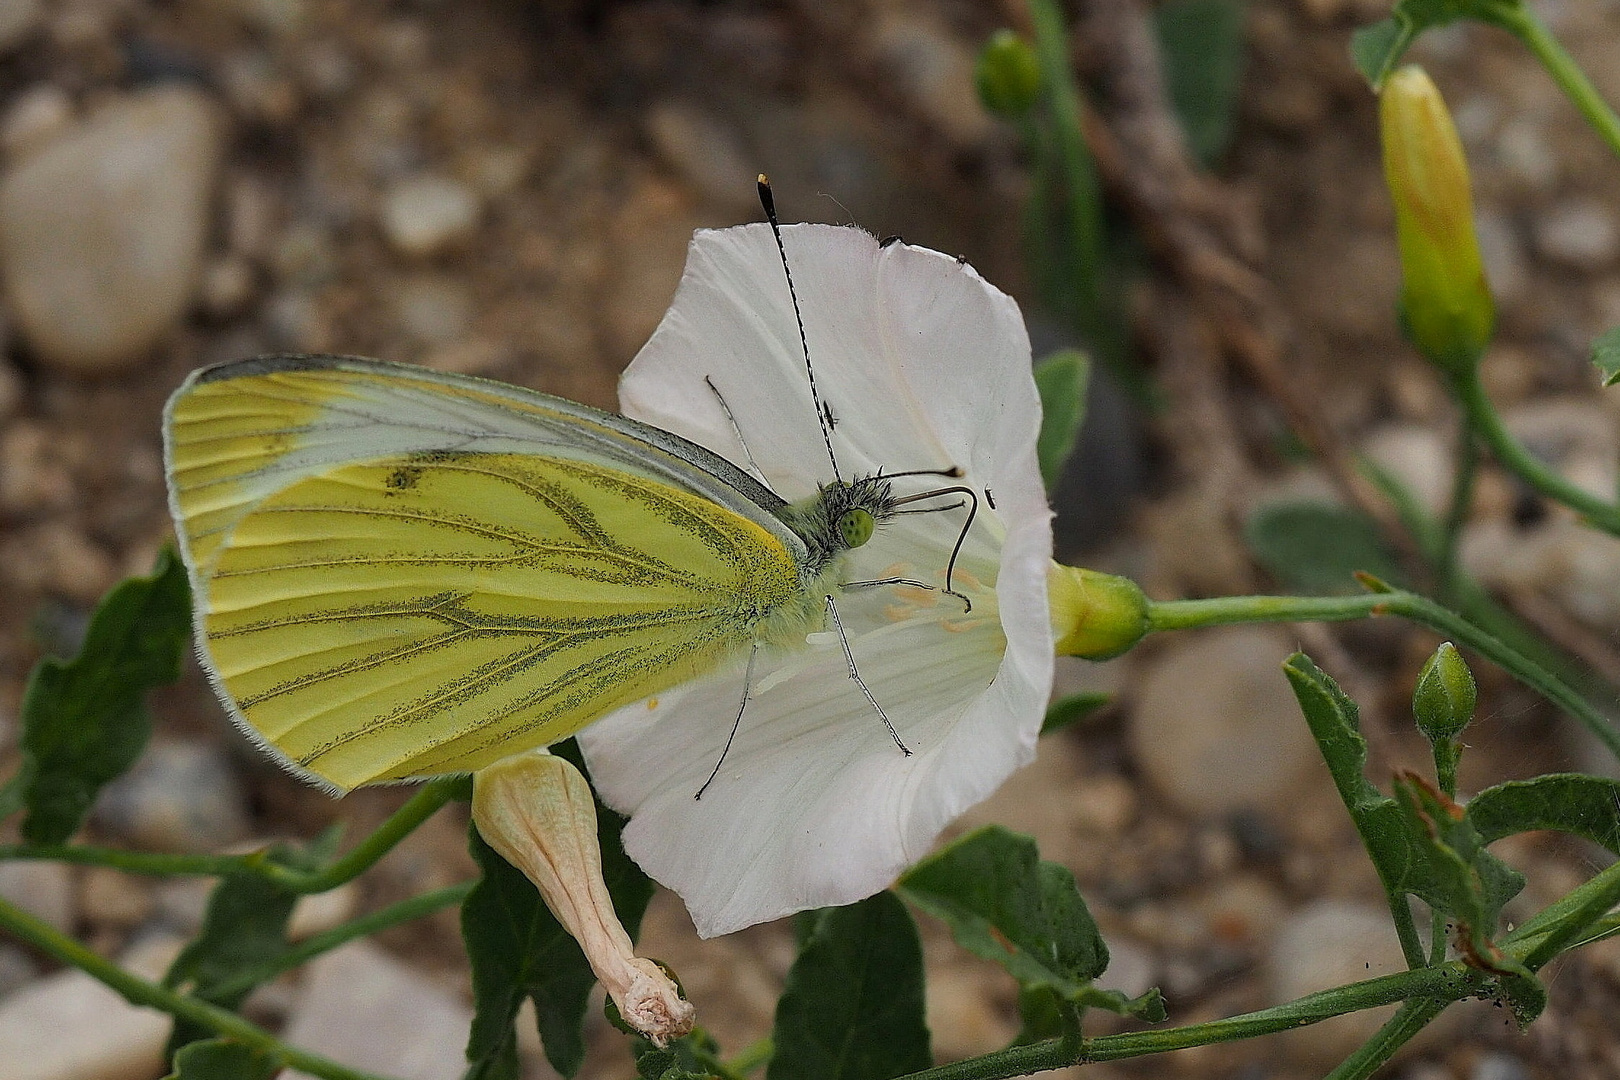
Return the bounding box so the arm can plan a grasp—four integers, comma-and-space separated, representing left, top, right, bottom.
1033, 349, 1091, 490
162, 838, 335, 1054
1155, 0, 1245, 166
1349, 0, 1526, 90
163, 1039, 278, 1080
1040, 692, 1110, 736
899, 826, 1107, 996
1246, 502, 1404, 595
1467, 774, 1620, 855
1350, 19, 1411, 89
462, 743, 655, 1080
1392, 773, 1540, 1022
13, 549, 191, 843
1592, 327, 1620, 387
767, 892, 930, 1080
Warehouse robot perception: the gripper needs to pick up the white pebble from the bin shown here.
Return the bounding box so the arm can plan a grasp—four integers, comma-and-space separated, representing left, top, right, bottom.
380, 173, 480, 257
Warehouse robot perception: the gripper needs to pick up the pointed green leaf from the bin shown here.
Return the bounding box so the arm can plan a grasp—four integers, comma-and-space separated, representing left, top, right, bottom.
768, 892, 929, 1080
1350, 19, 1410, 89
163, 1039, 277, 1080
1033, 349, 1091, 490
899, 826, 1107, 995
13, 549, 190, 843
1245, 502, 1403, 595
462, 743, 655, 1079
1040, 692, 1110, 736
1467, 774, 1620, 855
1592, 327, 1620, 387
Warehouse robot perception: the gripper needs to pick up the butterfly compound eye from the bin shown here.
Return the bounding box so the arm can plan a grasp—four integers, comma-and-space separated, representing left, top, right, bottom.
838, 508, 875, 548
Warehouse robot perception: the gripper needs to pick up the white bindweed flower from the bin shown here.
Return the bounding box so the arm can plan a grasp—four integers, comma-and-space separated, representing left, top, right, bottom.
577, 223, 1054, 938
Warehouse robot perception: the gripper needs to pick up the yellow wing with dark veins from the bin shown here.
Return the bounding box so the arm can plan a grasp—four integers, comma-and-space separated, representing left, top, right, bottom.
165, 356, 806, 791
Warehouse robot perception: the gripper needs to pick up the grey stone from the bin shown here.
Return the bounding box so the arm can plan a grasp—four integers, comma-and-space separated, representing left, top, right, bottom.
0, 0, 42, 54
1472, 209, 1528, 307
1265, 900, 1411, 1068
0, 84, 71, 157
1534, 199, 1620, 271
92, 741, 250, 853
281, 941, 472, 1080
391, 274, 473, 344
1127, 627, 1323, 816
0, 862, 74, 934
0, 87, 225, 374
1472, 1053, 1531, 1080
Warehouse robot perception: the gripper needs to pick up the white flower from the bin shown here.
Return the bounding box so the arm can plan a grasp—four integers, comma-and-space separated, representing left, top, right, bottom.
577, 223, 1053, 938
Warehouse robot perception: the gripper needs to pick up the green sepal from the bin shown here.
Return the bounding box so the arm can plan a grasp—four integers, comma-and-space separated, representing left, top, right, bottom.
767, 892, 930, 1080
622, 1027, 725, 1080
9, 548, 191, 843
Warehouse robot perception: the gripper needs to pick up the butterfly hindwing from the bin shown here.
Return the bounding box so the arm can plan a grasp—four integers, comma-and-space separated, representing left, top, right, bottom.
165, 356, 813, 790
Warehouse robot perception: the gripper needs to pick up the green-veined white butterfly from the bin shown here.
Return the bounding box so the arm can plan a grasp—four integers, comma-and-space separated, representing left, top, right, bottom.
163, 191, 994, 795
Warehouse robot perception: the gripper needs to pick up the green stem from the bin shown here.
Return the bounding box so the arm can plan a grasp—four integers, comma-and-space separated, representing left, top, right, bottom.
1386, 887, 1428, 971
894, 963, 1485, 1080
1491, 4, 1620, 161
1323, 997, 1451, 1080
1453, 372, 1620, 534
0, 778, 463, 893
208, 882, 474, 1000
1518, 855, 1620, 971
0, 896, 401, 1080
1146, 590, 1620, 761
724, 1037, 774, 1077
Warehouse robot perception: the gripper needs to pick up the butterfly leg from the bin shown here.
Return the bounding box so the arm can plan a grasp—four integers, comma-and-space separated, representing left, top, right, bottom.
824, 595, 911, 756
695, 641, 760, 801
704, 376, 771, 486
839, 576, 934, 591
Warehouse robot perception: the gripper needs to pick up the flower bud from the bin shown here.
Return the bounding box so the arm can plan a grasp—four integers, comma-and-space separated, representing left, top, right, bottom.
472, 750, 694, 1046
1380, 65, 1494, 376
1412, 640, 1475, 744
977, 30, 1042, 119
1048, 563, 1149, 660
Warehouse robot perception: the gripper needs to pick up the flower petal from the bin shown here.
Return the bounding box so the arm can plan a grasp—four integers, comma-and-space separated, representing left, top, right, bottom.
583, 223, 1053, 937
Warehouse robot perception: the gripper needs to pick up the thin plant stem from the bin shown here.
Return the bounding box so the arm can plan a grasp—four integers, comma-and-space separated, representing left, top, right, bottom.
1146, 590, 1620, 761
0, 896, 401, 1080
207, 882, 475, 1000
1322, 997, 1451, 1080
1492, 4, 1620, 162
1386, 887, 1428, 971
0, 777, 464, 893
1520, 856, 1620, 971
1452, 371, 1620, 534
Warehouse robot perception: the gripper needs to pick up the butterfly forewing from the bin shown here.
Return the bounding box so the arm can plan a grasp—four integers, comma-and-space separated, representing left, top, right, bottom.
165, 356, 812, 790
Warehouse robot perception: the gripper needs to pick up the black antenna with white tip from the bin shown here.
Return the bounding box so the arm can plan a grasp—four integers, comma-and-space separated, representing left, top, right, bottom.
758, 174, 842, 484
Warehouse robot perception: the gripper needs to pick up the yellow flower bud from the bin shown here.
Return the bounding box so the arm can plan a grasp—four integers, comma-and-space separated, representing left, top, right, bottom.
472, 750, 694, 1046
1380, 65, 1494, 375
1048, 563, 1149, 660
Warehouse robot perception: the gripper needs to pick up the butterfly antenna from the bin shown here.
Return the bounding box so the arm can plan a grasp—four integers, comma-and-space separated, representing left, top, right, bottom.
759, 174, 842, 484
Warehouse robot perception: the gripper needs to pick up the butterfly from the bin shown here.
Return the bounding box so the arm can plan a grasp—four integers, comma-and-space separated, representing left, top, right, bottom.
162, 191, 977, 794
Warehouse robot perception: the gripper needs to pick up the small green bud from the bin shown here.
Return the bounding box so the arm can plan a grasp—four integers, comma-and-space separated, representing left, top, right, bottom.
1412, 641, 1476, 744
1380, 65, 1494, 376
1048, 563, 1149, 660
976, 29, 1042, 119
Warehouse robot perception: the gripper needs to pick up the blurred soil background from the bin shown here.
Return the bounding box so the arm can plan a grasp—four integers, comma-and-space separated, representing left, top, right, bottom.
1, 0, 1619, 1078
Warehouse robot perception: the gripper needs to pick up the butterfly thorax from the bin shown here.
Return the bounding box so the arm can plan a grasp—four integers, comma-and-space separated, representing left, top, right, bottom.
776, 475, 899, 581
